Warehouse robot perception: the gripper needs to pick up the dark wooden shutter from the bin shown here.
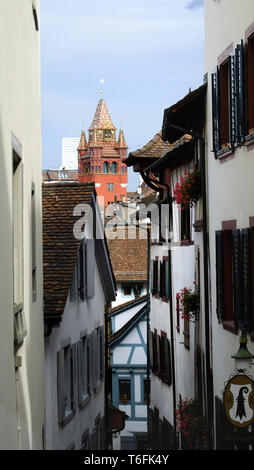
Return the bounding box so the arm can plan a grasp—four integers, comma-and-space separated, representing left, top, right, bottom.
232, 229, 242, 328
86, 239, 95, 298
148, 331, 154, 369
212, 68, 220, 155
100, 325, 105, 382
71, 343, 78, 411
164, 338, 172, 385
236, 40, 246, 143
159, 261, 164, 298
241, 228, 251, 332
215, 230, 224, 322
77, 340, 83, 406
229, 54, 237, 147
164, 259, 169, 300
92, 330, 98, 390
88, 334, 93, 394
57, 349, 65, 424
79, 244, 85, 301
156, 334, 161, 376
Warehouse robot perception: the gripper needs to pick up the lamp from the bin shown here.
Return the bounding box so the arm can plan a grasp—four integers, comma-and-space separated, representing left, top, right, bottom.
231, 335, 254, 372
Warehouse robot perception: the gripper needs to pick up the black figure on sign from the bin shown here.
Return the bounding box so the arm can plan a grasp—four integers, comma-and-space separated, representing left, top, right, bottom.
235, 386, 249, 420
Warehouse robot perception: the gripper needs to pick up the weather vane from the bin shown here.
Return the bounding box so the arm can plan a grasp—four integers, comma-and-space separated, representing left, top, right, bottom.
100, 78, 104, 95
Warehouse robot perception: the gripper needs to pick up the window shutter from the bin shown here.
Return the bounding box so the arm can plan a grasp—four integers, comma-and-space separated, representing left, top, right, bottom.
79, 244, 85, 301
232, 229, 242, 328
92, 330, 98, 390
236, 40, 246, 144
148, 331, 154, 369
100, 325, 105, 382
71, 343, 78, 411
77, 340, 83, 406
88, 334, 93, 394
241, 228, 251, 332
229, 54, 237, 147
86, 239, 95, 298
164, 338, 172, 385
164, 259, 169, 300
57, 349, 65, 424
156, 334, 161, 376
215, 230, 224, 322
159, 261, 163, 298
212, 68, 220, 155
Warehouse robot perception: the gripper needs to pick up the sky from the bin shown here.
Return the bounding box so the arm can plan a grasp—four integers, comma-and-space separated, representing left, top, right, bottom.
40, 0, 204, 191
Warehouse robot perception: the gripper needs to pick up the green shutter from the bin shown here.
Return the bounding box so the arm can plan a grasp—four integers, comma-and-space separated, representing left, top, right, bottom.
164, 338, 172, 385
165, 259, 169, 300
215, 230, 224, 322
232, 229, 242, 328
212, 68, 220, 155
57, 349, 65, 424
241, 228, 251, 332
156, 334, 161, 376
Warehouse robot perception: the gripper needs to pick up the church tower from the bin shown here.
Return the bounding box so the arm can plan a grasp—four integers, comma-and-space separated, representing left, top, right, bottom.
78, 99, 128, 205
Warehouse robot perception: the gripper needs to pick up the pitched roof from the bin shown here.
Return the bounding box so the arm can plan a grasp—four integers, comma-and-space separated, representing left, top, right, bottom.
124, 130, 172, 166
108, 294, 148, 315
42, 182, 95, 319
77, 129, 87, 150
88, 98, 116, 131
42, 169, 79, 182
107, 227, 147, 282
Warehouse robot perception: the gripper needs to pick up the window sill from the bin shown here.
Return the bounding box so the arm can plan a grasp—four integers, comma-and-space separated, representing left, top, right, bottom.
216, 146, 234, 163
244, 132, 254, 149
171, 240, 194, 247
222, 320, 238, 335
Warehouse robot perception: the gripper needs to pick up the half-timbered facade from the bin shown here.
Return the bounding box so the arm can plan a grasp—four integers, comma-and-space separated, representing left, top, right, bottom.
108, 296, 148, 450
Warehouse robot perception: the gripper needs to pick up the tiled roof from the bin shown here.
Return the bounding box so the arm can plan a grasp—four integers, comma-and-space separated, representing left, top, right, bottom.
42, 182, 95, 319
42, 169, 79, 182
77, 129, 87, 150
88, 99, 116, 131
107, 227, 147, 282
124, 130, 172, 165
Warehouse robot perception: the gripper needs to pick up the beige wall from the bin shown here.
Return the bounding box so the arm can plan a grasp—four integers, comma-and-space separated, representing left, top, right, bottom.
204, 0, 254, 400
0, 0, 44, 449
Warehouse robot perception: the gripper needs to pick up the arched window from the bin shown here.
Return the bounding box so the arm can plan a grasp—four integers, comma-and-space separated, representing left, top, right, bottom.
103, 161, 109, 173
110, 162, 117, 174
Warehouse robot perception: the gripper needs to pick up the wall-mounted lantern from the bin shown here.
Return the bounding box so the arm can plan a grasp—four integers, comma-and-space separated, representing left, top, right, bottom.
231, 335, 254, 373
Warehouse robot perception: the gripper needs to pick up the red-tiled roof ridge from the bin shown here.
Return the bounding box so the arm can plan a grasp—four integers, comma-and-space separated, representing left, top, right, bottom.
42, 182, 95, 320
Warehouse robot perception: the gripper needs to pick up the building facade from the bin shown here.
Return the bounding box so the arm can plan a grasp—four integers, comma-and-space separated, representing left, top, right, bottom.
43, 182, 116, 450
108, 296, 148, 450
0, 0, 45, 449
205, 0, 254, 449
78, 99, 128, 206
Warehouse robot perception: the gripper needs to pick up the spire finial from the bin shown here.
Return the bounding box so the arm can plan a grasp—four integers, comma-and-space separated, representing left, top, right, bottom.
100, 78, 104, 96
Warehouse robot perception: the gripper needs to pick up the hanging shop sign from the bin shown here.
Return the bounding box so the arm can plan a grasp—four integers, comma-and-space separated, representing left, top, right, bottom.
223, 374, 254, 428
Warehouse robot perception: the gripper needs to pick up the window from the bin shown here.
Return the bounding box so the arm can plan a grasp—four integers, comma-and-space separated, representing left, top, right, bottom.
78, 239, 95, 301
133, 284, 142, 297
110, 162, 117, 173
181, 205, 191, 242
215, 226, 252, 333
57, 343, 77, 426
95, 165, 98, 173
159, 258, 169, 301
103, 162, 109, 173
123, 284, 132, 296
144, 379, 149, 403
121, 166, 124, 174
78, 336, 90, 407
119, 379, 131, 402
247, 34, 254, 133
211, 53, 236, 155
107, 183, 114, 191
152, 258, 159, 296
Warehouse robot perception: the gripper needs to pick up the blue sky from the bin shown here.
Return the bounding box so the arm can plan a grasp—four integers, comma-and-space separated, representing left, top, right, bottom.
40, 0, 204, 190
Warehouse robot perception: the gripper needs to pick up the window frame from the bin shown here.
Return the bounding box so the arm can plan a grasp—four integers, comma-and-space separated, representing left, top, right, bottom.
118, 379, 131, 403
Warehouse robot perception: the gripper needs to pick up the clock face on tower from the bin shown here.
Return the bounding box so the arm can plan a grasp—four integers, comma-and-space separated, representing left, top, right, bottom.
104, 129, 111, 140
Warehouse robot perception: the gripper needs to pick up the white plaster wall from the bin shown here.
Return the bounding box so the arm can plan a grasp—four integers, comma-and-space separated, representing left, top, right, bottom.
44, 258, 105, 450
113, 300, 146, 331
0, 0, 44, 449
204, 0, 254, 403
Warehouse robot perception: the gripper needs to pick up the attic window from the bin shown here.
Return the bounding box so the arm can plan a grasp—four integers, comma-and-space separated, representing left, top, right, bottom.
32, 5, 39, 31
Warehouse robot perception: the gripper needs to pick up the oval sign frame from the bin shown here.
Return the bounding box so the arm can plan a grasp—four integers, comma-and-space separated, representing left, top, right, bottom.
223, 374, 254, 428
